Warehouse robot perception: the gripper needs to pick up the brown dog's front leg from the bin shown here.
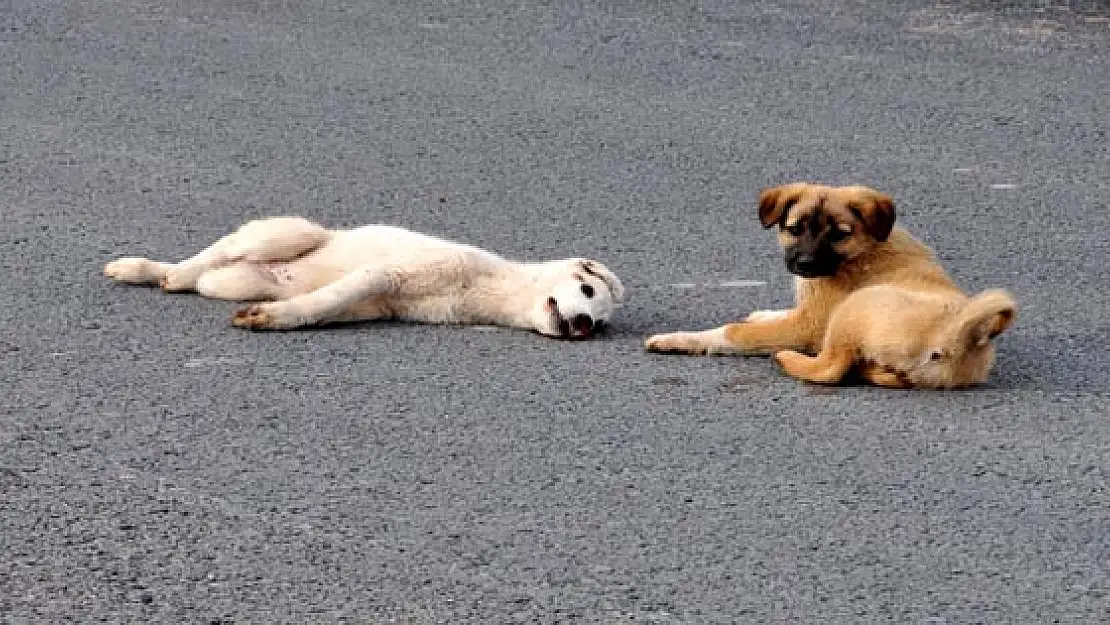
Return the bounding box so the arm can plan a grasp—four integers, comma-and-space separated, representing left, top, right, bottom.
646, 310, 821, 356
719, 313, 822, 355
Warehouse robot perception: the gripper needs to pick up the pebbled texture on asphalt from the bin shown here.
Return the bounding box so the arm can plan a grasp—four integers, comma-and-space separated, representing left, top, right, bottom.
2, 0, 1108, 622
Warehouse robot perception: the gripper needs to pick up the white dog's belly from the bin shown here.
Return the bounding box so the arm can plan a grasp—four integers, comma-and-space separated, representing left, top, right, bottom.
339, 293, 466, 326
393, 294, 466, 325
262, 262, 297, 285
242, 259, 346, 297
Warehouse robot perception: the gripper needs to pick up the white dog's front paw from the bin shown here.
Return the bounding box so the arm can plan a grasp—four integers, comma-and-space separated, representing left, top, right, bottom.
231, 303, 299, 331
745, 309, 790, 323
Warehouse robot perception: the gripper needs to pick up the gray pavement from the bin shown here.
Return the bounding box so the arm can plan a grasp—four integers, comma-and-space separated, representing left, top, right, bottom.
2, 0, 1109, 622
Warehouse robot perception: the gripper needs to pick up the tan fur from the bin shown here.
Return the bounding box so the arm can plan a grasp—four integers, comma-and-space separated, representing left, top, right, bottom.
105, 217, 624, 339
645, 183, 1017, 389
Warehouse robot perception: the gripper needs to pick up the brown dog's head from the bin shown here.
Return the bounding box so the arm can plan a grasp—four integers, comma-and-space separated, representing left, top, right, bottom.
757, 183, 896, 278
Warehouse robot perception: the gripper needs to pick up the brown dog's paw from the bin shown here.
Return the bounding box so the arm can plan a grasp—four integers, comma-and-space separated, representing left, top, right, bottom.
231, 304, 276, 330
644, 332, 708, 355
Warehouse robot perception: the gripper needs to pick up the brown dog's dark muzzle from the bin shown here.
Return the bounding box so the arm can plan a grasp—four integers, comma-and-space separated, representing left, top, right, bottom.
786, 246, 843, 278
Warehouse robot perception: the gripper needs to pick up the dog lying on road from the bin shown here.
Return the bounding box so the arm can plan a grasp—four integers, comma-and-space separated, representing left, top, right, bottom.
105, 217, 624, 339
645, 183, 1017, 389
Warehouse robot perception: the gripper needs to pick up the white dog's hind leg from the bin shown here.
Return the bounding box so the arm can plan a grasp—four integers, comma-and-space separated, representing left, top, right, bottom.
195, 265, 284, 302
163, 217, 330, 293
222, 217, 330, 262
104, 257, 174, 285
159, 238, 235, 292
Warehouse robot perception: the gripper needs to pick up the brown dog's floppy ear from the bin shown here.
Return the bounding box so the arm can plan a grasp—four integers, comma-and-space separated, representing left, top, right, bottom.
757, 183, 805, 229
847, 188, 896, 242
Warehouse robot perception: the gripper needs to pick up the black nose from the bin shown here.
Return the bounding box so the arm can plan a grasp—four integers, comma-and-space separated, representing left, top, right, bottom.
571, 313, 594, 335
794, 257, 819, 272
787, 248, 828, 277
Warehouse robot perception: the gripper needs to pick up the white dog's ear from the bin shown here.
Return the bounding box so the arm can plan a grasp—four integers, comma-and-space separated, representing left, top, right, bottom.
578, 259, 625, 302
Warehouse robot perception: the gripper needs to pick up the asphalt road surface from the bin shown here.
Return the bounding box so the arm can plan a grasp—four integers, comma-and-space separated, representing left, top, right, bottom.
2, 1, 1109, 622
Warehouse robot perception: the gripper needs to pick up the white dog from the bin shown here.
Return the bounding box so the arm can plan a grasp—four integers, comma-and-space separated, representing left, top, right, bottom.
104, 217, 625, 339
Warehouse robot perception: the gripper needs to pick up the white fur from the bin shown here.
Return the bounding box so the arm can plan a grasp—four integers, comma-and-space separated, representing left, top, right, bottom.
104, 217, 625, 338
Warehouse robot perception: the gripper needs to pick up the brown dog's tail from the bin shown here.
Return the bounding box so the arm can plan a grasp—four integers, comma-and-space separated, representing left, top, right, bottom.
943, 289, 1018, 350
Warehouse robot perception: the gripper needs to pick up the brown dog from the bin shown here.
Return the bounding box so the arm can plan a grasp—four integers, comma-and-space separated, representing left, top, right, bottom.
644, 183, 1017, 389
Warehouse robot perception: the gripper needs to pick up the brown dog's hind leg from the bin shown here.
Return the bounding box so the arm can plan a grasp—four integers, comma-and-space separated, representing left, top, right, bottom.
774, 348, 854, 385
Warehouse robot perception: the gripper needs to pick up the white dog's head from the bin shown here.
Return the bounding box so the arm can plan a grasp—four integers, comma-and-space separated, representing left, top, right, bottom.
533, 258, 625, 339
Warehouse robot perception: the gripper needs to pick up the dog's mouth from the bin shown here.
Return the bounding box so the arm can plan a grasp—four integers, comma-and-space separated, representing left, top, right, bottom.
545, 297, 605, 339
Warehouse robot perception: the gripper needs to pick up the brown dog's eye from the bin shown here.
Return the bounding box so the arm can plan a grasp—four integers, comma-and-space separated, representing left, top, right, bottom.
580, 284, 595, 298
786, 222, 804, 236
